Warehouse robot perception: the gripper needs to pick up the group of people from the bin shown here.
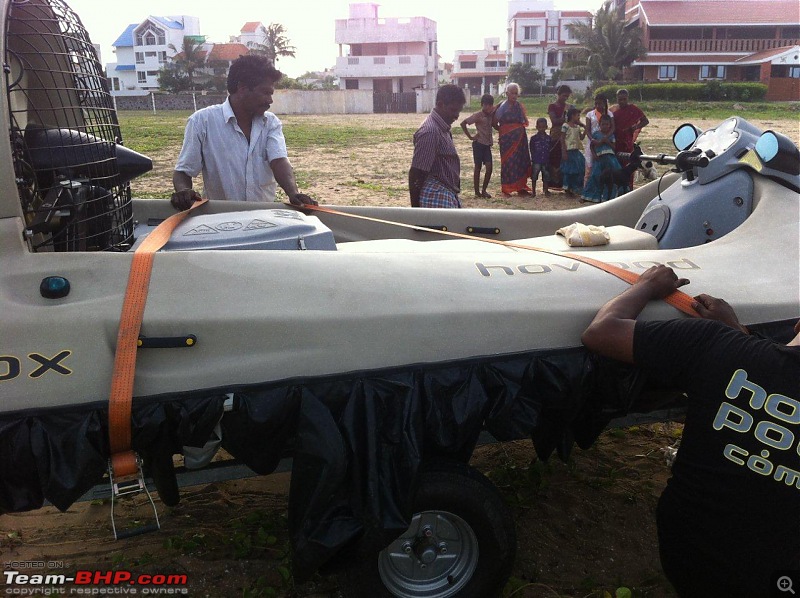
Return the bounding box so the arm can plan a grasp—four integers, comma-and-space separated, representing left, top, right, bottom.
168, 55, 797, 597
410, 83, 649, 209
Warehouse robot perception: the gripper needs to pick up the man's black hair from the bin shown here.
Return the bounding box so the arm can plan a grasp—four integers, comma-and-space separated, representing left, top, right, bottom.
480, 94, 494, 105
436, 84, 466, 105
227, 54, 282, 94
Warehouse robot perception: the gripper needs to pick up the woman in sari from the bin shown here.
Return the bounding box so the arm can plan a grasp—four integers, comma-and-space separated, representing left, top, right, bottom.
494, 83, 531, 197
547, 84, 574, 189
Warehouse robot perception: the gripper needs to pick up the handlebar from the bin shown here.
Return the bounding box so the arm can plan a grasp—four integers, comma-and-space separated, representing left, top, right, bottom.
617, 149, 710, 171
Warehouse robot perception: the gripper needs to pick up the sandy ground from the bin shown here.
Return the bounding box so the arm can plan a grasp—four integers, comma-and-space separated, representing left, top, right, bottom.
130, 114, 798, 210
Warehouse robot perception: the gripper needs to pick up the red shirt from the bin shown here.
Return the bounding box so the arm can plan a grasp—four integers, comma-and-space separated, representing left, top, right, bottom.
611, 103, 645, 152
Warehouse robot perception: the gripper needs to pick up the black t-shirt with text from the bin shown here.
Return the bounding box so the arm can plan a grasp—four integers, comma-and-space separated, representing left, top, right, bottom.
634, 318, 800, 596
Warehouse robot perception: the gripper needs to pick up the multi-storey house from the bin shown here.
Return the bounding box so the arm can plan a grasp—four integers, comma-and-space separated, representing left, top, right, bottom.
507, 1, 592, 92
333, 3, 438, 93
106, 15, 202, 95
452, 38, 508, 95
625, 0, 799, 100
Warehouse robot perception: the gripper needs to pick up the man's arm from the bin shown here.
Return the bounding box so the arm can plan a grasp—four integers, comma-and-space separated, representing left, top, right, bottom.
171, 171, 202, 211
408, 167, 427, 207
581, 265, 690, 363
270, 157, 317, 206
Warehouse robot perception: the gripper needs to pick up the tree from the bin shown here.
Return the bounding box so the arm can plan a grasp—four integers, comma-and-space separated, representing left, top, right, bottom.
248, 23, 296, 67
506, 62, 544, 94
157, 63, 190, 93
564, 0, 646, 84
168, 36, 207, 91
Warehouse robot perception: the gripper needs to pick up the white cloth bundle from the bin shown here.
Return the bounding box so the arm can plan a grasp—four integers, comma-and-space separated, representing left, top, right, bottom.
555, 222, 610, 247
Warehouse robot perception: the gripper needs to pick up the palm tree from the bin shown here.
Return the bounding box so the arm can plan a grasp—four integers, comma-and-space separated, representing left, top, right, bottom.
248, 23, 296, 67
168, 36, 207, 91
564, 0, 646, 84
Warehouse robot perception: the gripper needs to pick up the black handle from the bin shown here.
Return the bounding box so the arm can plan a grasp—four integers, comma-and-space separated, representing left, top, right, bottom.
137, 335, 197, 349
466, 226, 501, 235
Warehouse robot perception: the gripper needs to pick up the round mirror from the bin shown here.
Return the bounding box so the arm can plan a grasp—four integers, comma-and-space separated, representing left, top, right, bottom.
673, 124, 700, 151
755, 131, 779, 163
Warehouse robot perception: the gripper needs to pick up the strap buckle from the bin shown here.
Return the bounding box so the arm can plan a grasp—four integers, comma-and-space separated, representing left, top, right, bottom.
108, 454, 161, 540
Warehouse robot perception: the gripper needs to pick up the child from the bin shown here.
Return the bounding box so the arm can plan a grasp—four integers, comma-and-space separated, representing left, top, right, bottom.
460, 94, 495, 198
583, 114, 622, 203
560, 107, 586, 198
529, 117, 551, 197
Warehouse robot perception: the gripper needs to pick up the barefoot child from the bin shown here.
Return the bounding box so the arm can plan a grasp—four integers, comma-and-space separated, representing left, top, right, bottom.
583, 114, 622, 202
460, 94, 495, 198
560, 107, 586, 198
529, 117, 551, 197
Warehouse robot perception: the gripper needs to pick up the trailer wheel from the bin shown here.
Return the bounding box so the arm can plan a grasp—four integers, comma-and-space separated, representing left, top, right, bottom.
337, 460, 516, 598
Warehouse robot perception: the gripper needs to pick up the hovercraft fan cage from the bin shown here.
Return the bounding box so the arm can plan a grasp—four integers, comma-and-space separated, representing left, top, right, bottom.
5, 0, 151, 252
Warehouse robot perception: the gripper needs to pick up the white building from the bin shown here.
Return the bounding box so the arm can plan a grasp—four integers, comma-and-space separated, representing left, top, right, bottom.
106, 15, 202, 95
333, 3, 438, 92
507, 1, 592, 91
452, 38, 508, 96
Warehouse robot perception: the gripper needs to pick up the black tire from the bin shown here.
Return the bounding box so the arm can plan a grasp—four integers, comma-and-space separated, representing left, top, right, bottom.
337, 460, 516, 598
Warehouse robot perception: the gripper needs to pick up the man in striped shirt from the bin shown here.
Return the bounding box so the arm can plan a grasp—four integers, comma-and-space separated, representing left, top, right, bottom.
409, 85, 467, 208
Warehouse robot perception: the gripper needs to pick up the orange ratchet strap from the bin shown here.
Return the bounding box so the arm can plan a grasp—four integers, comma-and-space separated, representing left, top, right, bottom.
300, 203, 699, 317
108, 199, 207, 478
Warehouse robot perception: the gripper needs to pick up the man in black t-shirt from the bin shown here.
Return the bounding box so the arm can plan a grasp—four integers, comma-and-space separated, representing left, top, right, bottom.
582, 265, 800, 598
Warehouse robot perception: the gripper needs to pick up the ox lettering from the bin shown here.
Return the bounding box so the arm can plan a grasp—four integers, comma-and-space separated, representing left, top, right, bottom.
0, 351, 73, 381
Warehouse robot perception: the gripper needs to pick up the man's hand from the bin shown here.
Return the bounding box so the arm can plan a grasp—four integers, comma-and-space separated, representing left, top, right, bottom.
171, 188, 202, 211
288, 193, 318, 207
692, 294, 748, 334
637, 265, 690, 299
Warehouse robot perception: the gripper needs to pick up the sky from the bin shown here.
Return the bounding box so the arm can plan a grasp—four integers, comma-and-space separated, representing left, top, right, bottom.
68, 0, 608, 78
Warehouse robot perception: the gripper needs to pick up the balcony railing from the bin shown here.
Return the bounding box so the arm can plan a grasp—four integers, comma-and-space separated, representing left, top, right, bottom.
648, 38, 799, 53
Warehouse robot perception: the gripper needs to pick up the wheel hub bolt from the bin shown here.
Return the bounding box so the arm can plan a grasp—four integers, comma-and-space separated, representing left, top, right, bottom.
402, 542, 412, 554
422, 525, 433, 538
438, 542, 448, 554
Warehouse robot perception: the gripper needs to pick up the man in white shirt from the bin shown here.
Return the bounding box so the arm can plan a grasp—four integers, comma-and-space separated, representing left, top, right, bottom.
171, 55, 317, 210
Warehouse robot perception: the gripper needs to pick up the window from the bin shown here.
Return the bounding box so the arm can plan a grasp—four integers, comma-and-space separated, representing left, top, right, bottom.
522, 53, 536, 65
547, 51, 558, 67
460, 61, 476, 69
145, 51, 156, 58
399, 56, 411, 64
345, 79, 358, 90
135, 26, 165, 46
348, 57, 359, 65
158, 51, 167, 64
137, 71, 146, 83
523, 26, 538, 41
146, 70, 159, 77
135, 52, 144, 64
790, 66, 800, 78
111, 77, 120, 91
373, 57, 385, 65
548, 26, 558, 41
700, 65, 725, 79
561, 51, 576, 65
659, 65, 676, 79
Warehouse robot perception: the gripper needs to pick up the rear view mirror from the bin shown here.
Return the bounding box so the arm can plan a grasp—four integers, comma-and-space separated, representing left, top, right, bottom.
755, 131, 800, 175
673, 124, 702, 151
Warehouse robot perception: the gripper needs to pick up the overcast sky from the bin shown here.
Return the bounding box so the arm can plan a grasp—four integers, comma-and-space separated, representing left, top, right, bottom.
68, 0, 608, 78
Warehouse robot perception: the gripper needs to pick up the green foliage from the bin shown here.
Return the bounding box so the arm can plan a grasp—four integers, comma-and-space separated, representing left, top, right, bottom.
593, 82, 768, 102
506, 62, 545, 94
565, 0, 646, 83
167, 36, 207, 91
157, 64, 190, 93
248, 23, 297, 68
